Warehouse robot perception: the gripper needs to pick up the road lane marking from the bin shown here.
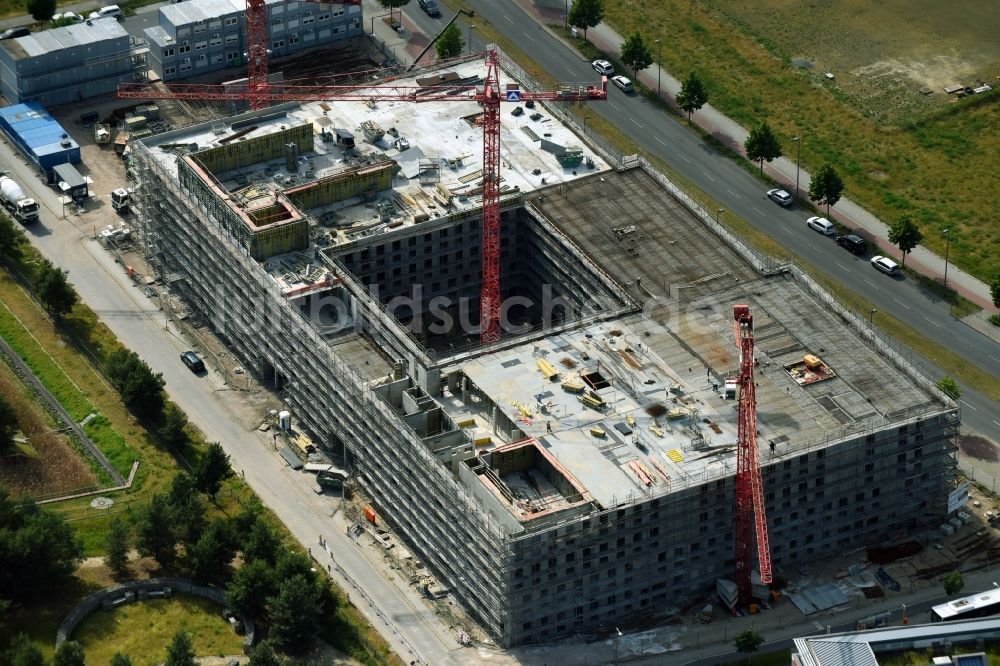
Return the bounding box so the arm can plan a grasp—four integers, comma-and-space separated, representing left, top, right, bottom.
863, 279, 880, 291
961, 400, 977, 412
782, 227, 793, 235
504, 15, 514, 23
608, 101, 622, 111
678, 154, 691, 163
630, 118, 642, 127
655, 136, 667, 146
752, 206, 765, 216
807, 242, 817, 251
701, 170, 716, 183
835, 262, 849, 271
726, 189, 742, 199
994, 419, 1000, 427
992, 355, 1000, 364
522, 31, 536, 42
893, 298, 911, 310
923, 316, 942, 328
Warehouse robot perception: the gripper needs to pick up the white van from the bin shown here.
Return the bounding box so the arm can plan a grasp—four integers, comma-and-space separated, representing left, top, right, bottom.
88, 5, 123, 20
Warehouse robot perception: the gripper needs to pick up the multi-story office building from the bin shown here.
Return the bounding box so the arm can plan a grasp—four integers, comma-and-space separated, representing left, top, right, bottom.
144, 0, 362, 81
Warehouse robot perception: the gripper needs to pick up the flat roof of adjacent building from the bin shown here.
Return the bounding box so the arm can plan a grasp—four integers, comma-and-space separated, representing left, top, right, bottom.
0, 17, 127, 59
159, 0, 243, 25
792, 618, 1000, 666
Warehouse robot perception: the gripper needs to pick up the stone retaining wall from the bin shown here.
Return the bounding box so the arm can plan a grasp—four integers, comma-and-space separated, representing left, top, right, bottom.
56, 577, 255, 654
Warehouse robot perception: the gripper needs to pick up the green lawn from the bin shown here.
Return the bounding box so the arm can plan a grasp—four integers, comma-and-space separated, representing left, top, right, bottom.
73, 594, 244, 664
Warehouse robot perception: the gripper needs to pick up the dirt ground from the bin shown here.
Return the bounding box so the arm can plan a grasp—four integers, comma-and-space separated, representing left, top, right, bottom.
706, 0, 1000, 122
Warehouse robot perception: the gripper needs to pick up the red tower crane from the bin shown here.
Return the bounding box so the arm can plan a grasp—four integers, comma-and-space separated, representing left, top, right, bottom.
732, 304, 772, 604
120, 49, 606, 344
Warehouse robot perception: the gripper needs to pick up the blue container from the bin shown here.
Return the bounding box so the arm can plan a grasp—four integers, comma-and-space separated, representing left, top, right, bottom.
0, 101, 80, 174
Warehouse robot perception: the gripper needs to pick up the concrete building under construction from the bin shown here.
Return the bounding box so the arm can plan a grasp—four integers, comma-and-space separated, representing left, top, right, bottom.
125, 52, 961, 646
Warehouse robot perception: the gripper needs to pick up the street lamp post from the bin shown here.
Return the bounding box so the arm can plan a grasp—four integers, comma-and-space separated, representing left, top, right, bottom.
613, 627, 623, 664
943, 228, 951, 288
468, 25, 476, 55
870, 308, 878, 325
583, 115, 592, 134
793, 136, 801, 199
564, 0, 568, 31
655, 38, 662, 98
716, 208, 724, 225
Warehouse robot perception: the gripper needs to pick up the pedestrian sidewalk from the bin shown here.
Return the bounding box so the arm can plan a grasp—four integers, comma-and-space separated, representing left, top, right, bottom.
511, 0, 997, 315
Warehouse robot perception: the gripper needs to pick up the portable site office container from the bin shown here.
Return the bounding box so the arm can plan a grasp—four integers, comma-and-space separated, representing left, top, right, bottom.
0, 102, 80, 172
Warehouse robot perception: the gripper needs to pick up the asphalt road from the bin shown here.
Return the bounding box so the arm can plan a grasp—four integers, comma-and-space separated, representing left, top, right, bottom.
402, 0, 1000, 441
0, 140, 468, 665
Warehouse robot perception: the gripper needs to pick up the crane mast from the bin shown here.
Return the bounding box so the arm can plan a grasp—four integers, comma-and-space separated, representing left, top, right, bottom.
733, 304, 772, 605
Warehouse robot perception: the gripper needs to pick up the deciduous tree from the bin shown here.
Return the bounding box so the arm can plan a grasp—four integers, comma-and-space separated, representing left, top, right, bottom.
744, 122, 782, 174
888, 215, 923, 267
104, 517, 131, 579
0, 214, 24, 264
943, 570, 965, 596
35, 260, 77, 317
27, 0, 56, 22
676, 72, 709, 121
734, 628, 764, 660
619, 31, 652, 78
194, 442, 233, 499
989, 274, 1000, 310
808, 162, 844, 216
936, 377, 962, 400
376, 0, 409, 27
568, 0, 604, 40
435, 23, 463, 60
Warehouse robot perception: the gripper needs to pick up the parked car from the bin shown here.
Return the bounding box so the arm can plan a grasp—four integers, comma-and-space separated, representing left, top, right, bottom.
417, 0, 440, 17
180, 351, 205, 373
870, 255, 900, 275
52, 12, 84, 23
836, 234, 867, 255
0, 27, 30, 40
806, 216, 835, 236
88, 5, 123, 20
592, 59, 614, 76
611, 75, 634, 93
766, 188, 793, 207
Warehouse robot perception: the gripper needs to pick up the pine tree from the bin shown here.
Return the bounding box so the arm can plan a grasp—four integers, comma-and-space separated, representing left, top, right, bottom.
194, 442, 233, 499
135, 493, 177, 567
164, 630, 196, 666
104, 517, 131, 579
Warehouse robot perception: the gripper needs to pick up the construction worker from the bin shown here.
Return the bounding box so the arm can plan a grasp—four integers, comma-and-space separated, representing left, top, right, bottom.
546, 421, 552, 434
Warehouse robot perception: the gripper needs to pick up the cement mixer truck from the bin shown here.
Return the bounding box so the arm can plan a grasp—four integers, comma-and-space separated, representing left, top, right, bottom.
0, 173, 39, 225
